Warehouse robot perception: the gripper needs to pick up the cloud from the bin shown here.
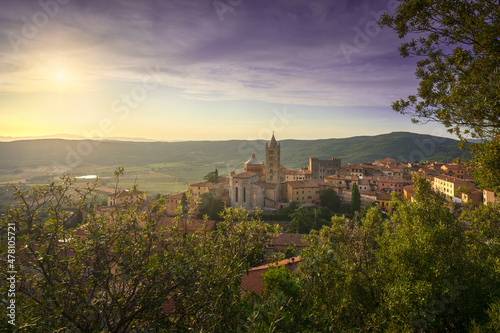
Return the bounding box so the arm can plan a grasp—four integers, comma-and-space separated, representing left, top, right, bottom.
0, 0, 417, 107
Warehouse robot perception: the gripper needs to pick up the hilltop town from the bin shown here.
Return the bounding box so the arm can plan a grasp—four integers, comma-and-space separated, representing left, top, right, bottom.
152, 134, 496, 218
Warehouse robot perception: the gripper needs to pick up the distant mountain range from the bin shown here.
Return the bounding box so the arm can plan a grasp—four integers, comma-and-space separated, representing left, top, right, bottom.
0, 132, 470, 170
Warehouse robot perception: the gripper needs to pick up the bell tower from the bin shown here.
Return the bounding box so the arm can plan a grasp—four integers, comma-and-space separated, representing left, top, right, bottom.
265, 133, 280, 184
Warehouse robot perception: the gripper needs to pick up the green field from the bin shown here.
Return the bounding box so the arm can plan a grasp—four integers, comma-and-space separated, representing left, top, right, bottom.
0, 160, 240, 210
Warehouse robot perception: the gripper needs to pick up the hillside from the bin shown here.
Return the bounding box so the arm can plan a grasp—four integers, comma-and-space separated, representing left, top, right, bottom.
0, 132, 468, 171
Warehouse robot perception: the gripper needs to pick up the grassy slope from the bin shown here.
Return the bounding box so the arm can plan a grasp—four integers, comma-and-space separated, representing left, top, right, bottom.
0, 132, 467, 170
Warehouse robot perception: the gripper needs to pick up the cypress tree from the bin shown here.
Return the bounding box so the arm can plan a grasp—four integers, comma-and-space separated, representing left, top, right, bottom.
350, 183, 361, 215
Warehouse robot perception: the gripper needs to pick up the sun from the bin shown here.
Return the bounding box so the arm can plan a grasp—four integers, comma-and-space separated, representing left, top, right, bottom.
57, 71, 65, 80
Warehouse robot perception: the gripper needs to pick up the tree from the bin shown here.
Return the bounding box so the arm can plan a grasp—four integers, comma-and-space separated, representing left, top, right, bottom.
288, 176, 500, 331
379, 0, 500, 141
374, 175, 499, 331
0, 171, 277, 331
288, 206, 330, 234
180, 191, 188, 214
380, 0, 500, 191
472, 136, 500, 194
242, 264, 310, 332
203, 169, 219, 183
294, 211, 383, 331
288, 206, 314, 234
197, 192, 225, 221
319, 188, 341, 213
350, 183, 361, 215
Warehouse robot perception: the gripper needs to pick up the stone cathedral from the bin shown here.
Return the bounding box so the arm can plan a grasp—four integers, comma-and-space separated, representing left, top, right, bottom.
229, 134, 283, 212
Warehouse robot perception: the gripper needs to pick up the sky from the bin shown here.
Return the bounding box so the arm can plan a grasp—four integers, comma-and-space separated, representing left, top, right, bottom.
0, 0, 454, 141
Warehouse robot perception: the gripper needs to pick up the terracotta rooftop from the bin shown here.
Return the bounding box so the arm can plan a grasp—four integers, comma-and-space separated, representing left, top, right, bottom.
188, 181, 222, 188
270, 233, 307, 248
359, 190, 377, 196
245, 153, 263, 165
442, 163, 466, 170
165, 192, 186, 200
325, 174, 359, 181
403, 185, 415, 192
232, 171, 259, 179
241, 257, 301, 294
255, 181, 279, 189
287, 180, 328, 189
376, 177, 412, 183
434, 175, 466, 183
403, 185, 415, 197
376, 191, 392, 201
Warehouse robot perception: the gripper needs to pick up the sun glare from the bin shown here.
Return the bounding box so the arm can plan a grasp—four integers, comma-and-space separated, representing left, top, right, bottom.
57, 71, 64, 80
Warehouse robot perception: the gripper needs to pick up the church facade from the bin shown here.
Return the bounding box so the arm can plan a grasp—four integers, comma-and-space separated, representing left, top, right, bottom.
229, 134, 282, 212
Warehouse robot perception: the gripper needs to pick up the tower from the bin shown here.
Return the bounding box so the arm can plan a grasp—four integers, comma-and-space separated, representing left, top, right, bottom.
265, 133, 281, 184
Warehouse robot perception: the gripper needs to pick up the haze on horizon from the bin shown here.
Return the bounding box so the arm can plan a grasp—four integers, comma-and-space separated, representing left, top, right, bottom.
0, 0, 453, 142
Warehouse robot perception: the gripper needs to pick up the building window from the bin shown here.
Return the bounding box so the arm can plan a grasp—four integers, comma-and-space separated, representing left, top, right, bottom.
235, 187, 239, 202
243, 187, 246, 203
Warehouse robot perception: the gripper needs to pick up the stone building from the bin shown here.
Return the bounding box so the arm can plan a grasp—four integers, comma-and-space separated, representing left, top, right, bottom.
309, 157, 341, 180
285, 169, 311, 181
433, 175, 477, 199
281, 179, 332, 205
164, 192, 186, 216
229, 134, 282, 211
229, 172, 264, 210
266, 134, 281, 184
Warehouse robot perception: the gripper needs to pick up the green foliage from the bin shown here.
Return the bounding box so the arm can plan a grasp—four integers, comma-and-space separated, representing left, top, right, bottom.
379, 0, 500, 141
3, 170, 499, 332
472, 137, 500, 194
350, 183, 361, 215
180, 191, 188, 214
461, 203, 500, 275
287, 206, 330, 234
242, 264, 312, 332
297, 212, 383, 331
0, 174, 277, 331
471, 299, 500, 332
273, 176, 500, 331
380, 0, 500, 192
261, 201, 299, 221
284, 244, 298, 259
197, 192, 225, 221
113, 166, 125, 179
319, 187, 341, 213
262, 265, 300, 299
375, 176, 484, 331
203, 169, 219, 183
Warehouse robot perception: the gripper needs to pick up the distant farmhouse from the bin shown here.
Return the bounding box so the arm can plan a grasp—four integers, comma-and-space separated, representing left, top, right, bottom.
107, 189, 146, 206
